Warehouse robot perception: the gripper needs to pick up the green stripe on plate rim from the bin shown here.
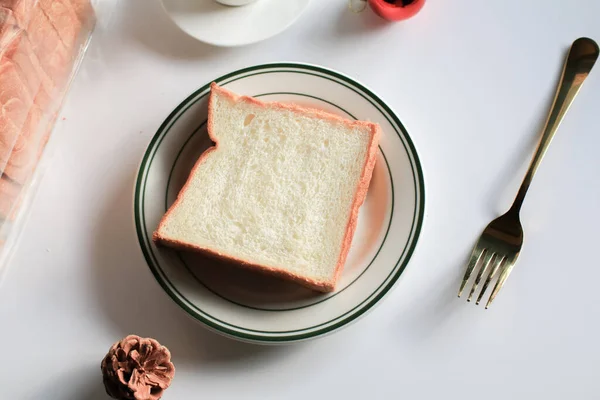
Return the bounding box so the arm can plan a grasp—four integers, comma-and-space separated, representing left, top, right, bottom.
136, 65, 423, 340
164, 92, 395, 312
136, 66, 421, 339
134, 63, 425, 342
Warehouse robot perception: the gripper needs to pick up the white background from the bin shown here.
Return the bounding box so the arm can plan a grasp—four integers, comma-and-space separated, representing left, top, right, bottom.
1, 0, 600, 399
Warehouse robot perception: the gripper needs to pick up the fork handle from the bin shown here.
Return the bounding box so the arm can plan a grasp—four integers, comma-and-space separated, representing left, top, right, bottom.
509, 37, 599, 215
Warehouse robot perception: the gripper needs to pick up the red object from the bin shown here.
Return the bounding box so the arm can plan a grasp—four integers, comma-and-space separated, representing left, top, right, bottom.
368, 0, 425, 21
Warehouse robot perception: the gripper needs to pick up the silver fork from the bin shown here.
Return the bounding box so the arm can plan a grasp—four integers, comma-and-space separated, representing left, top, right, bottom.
458, 37, 599, 308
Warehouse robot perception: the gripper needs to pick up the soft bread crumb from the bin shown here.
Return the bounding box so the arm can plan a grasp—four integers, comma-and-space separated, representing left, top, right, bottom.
154, 83, 381, 292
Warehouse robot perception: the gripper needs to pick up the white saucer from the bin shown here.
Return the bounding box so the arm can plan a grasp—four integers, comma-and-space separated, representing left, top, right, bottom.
160, 0, 311, 47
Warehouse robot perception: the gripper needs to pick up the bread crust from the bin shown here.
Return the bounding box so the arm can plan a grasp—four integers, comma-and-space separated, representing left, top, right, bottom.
154, 83, 381, 293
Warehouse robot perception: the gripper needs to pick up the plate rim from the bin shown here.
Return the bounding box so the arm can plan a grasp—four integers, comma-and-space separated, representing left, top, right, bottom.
134, 62, 426, 343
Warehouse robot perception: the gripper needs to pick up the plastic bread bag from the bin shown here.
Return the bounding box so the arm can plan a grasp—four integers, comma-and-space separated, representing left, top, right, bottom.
0, 0, 113, 274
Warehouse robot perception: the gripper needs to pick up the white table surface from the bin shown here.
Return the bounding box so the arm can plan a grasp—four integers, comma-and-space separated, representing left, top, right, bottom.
2, 1, 600, 399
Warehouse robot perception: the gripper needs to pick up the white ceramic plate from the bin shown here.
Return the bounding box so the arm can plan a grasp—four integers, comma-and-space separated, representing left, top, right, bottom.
135, 63, 425, 344
160, 0, 311, 47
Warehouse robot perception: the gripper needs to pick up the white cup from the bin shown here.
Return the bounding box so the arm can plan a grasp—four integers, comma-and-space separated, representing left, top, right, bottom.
216, 0, 259, 6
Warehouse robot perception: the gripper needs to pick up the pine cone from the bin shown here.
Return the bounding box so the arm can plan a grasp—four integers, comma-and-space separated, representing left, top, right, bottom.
101, 335, 175, 400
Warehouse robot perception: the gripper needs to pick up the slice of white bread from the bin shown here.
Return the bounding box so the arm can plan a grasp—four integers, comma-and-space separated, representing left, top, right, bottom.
153, 83, 381, 292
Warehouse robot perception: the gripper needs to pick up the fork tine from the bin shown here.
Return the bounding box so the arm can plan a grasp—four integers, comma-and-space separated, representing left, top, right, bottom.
458, 247, 485, 297
485, 258, 517, 309
467, 251, 494, 302
476, 255, 505, 305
